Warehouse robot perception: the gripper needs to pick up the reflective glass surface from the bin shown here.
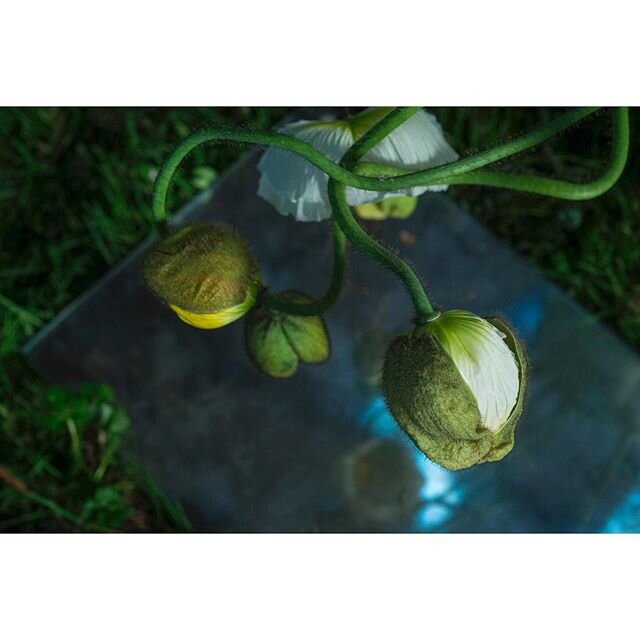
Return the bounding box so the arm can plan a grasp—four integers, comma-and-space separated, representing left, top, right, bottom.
25, 155, 640, 532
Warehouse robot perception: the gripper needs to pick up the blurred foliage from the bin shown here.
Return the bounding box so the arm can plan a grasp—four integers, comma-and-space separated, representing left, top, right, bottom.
0, 355, 190, 532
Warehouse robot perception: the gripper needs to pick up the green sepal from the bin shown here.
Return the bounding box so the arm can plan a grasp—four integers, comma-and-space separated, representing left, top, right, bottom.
277, 292, 330, 364
244, 305, 298, 379
402, 429, 494, 472
244, 291, 330, 379
382, 332, 492, 470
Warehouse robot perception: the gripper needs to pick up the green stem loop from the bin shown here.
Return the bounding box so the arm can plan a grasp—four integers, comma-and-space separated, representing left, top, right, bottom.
442, 107, 629, 198
152, 106, 629, 320
262, 222, 347, 316
265, 109, 423, 317
356, 108, 629, 200
328, 108, 438, 325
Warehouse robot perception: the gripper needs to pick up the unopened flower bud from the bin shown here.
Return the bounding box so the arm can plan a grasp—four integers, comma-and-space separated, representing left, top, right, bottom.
143, 223, 261, 329
382, 310, 527, 471
244, 291, 330, 378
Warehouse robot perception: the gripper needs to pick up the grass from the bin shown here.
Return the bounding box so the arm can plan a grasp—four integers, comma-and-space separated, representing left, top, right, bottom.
0, 354, 191, 532
431, 107, 640, 348
0, 107, 287, 531
1, 106, 638, 530
0, 107, 287, 354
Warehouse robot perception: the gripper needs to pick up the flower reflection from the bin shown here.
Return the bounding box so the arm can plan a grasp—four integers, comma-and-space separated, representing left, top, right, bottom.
356, 394, 466, 530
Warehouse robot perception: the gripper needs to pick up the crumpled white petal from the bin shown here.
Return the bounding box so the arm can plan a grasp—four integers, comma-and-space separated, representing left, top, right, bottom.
257, 109, 458, 222
428, 310, 520, 432
258, 121, 353, 222
353, 110, 459, 203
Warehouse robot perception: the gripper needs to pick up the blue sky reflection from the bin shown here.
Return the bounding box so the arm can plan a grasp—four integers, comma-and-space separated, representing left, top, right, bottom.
358, 394, 465, 531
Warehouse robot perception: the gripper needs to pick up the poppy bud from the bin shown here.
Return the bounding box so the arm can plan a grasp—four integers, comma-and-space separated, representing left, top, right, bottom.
143, 223, 261, 329
244, 291, 330, 378
382, 310, 527, 470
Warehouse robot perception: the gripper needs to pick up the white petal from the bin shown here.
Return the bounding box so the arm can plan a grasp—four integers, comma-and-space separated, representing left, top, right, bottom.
346, 110, 459, 204
364, 110, 459, 171
257, 110, 458, 222
257, 120, 354, 222
428, 310, 519, 432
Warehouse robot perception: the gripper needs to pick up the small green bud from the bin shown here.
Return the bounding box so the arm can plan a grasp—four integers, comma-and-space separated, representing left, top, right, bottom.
382, 311, 527, 471
143, 223, 261, 329
244, 291, 330, 378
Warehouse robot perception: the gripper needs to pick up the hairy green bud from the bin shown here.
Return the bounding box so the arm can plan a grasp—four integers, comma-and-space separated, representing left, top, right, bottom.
382, 312, 527, 471
143, 223, 261, 329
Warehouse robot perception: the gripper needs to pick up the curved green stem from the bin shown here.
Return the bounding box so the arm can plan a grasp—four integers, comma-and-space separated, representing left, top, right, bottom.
262, 221, 347, 316
153, 137, 348, 318
356, 108, 628, 199
329, 183, 436, 324
152, 106, 626, 320
152, 107, 600, 225
442, 107, 629, 198
353, 106, 600, 183
341, 107, 421, 166
328, 108, 438, 325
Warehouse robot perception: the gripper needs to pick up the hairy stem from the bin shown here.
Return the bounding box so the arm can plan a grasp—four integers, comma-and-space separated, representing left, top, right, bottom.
356, 108, 628, 199
262, 221, 347, 316
152, 106, 626, 319
328, 108, 438, 324
442, 107, 629, 198
152, 107, 601, 224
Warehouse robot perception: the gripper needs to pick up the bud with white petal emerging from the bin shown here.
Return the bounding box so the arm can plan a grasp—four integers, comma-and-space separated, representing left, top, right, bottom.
382, 310, 527, 471
143, 223, 261, 329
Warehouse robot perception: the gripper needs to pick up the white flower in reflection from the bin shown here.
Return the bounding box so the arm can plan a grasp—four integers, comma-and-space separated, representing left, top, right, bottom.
257, 108, 458, 222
